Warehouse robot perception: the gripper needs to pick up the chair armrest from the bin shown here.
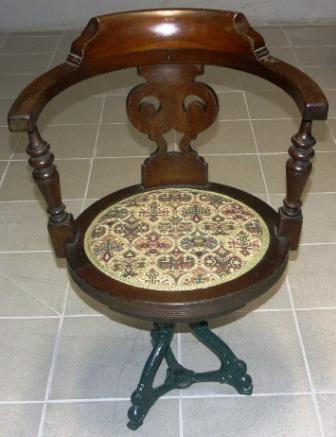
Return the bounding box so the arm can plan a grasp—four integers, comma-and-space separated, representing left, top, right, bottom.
255, 56, 328, 120
8, 65, 79, 257
8, 62, 80, 132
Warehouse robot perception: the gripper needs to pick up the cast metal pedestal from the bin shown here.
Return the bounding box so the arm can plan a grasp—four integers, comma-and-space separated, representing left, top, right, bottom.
127, 321, 253, 430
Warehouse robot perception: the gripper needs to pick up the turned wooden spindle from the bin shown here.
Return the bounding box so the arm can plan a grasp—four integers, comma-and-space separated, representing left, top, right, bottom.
278, 120, 316, 249
27, 127, 76, 257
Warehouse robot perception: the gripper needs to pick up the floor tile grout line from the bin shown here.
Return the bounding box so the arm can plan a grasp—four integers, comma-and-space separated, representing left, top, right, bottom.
63, 313, 103, 317
1, 190, 336, 205
177, 329, 184, 437
2, 62, 336, 72
294, 306, 336, 311
80, 93, 107, 211
17, 122, 100, 127
280, 44, 336, 48
266, 40, 329, 46
36, 74, 102, 435
0, 314, 103, 320
0, 37, 32, 193
181, 389, 336, 396
246, 34, 325, 433
0, 133, 22, 190
0, 198, 84, 204
270, 191, 336, 196
0, 269, 62, 317
171, 392, 316, 399
261, 31, 327, 429
0, 52, 55, 56
242, 306, 336, 313
326, 120, 336, 145
300, 241, 336, 246
2, 190, 336, 204
0, 32, 9, 51
0, 316, 61, 320
174, 130, 178, 152
3, 148, 336, 161
0, 72, 38, 76
301, 64, 336, 68
281, 40, 335, 437
281, 26, 310, 67
1, 305, 336, 320
36, 282, 70, 437
44, 32, 65, 71
1, 33, 63, 39
241, 90, 271, 204
0, 249, 53, 253
11, 157, 97, 161
285, 275, 326, 437
179, 397, 184, 437
4, 148, 336, 161
318, 393, 336, 408
3, 115, 336, 128
0, 38, 336, 48
3, 390, 336, 406
269, 191, 336, 195
0, 161, 13, 190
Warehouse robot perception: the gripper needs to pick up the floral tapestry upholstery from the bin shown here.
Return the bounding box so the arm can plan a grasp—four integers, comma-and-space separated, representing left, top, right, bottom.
84, 188, 270, 291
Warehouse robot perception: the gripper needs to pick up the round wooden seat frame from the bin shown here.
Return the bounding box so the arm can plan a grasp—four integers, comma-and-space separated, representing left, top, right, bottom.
68, 182, 288, 323
8, 8, 328, 431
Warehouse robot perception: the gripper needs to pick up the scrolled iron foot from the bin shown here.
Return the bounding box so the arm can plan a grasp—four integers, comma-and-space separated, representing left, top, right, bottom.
127, 380, 160, 430
127, 403, 148, 430
218, 359, 253, 395
234, 374, 253, 395
127, 408, 143, 430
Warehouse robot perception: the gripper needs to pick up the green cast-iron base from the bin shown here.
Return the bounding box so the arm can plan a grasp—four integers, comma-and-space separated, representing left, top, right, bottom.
127, 321, 253, 430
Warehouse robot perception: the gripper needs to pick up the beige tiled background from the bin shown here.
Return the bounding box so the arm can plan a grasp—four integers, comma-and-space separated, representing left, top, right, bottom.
0, 25, 335, 437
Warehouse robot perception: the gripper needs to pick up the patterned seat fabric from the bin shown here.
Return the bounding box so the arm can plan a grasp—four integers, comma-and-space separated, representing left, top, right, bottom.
84, 188, 270, 291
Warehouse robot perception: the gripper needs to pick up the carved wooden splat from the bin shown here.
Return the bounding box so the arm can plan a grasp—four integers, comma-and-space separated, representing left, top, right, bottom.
126, 64, 219, 187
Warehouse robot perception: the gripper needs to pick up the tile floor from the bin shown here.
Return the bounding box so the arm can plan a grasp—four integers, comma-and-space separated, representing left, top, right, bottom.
0, 24, 335, 437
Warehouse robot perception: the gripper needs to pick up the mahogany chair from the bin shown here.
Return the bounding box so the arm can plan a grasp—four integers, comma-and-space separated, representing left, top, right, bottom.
8, 9, 328, 430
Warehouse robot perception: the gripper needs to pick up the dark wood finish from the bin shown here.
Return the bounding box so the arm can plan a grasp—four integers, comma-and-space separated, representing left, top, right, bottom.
127, 64, 218, 187
278, 120, 316, 249
67, 183, 288, 323
26, 127, 76, 257
8, 9, 327, 133
7, 9, 328, 320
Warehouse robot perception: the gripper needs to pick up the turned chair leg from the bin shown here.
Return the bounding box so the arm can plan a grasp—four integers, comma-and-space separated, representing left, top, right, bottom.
127, 321, 253, 430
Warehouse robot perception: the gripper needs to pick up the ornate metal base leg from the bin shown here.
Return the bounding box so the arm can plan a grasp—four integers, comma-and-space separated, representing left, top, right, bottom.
190, 321, 253, 395
127, 321, 253, 430
127, 323, 176, 430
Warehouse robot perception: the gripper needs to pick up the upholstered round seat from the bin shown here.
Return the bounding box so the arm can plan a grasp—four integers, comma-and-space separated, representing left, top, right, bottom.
84, 188, 270, 291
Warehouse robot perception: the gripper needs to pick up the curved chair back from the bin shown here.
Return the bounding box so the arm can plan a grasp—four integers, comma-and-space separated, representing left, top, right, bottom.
8, 9, 328, 256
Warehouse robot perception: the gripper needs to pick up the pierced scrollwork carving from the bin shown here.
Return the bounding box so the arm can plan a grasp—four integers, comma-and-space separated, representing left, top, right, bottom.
126, 64, 219, 187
